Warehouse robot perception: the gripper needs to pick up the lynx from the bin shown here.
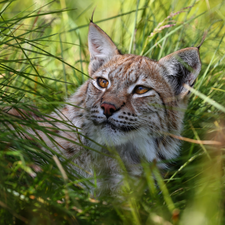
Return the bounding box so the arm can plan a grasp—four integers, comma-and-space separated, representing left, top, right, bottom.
8, 21, 202, 195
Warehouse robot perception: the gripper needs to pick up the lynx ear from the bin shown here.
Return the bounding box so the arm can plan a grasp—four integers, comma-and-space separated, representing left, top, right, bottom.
88, 22, 120, 75
159, 47, 201, 97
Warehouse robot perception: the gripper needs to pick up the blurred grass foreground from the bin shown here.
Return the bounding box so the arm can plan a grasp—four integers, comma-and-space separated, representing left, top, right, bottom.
0, 0, 225, 224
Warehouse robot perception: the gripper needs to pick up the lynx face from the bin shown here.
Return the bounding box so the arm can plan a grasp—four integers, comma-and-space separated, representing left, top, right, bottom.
86, 55, 169, 145
83, 22, 201, 152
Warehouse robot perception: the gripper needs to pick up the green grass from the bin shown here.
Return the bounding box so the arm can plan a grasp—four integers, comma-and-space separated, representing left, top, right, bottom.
0, 0, 225, 224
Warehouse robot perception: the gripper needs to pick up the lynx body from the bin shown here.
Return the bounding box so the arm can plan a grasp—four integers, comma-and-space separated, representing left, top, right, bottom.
11, 22, 202, 195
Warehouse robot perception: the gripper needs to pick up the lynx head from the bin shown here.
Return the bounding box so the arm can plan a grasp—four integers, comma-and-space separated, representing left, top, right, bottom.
85, 22, 201, 149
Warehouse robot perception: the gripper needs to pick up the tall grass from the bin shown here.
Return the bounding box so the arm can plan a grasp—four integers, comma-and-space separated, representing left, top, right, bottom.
0, 0, 225, 224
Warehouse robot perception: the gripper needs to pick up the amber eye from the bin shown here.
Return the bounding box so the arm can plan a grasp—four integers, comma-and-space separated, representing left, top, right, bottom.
133, 85, 150, 94
97, 78, 109, 88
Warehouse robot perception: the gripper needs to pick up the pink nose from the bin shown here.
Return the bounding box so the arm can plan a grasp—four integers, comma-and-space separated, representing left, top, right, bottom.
101, 103, 116, 118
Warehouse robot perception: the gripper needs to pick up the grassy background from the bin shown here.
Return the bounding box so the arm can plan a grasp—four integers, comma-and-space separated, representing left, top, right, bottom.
0, 0, 225, 224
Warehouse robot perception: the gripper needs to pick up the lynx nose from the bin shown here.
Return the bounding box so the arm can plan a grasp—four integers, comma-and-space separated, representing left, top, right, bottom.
101, 102, 116, 119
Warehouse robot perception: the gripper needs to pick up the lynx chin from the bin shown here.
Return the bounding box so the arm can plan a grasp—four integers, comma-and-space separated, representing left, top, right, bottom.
9, 21, 202, 195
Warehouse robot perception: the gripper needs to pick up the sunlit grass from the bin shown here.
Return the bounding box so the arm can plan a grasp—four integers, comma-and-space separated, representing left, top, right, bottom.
0, 0, 225, 224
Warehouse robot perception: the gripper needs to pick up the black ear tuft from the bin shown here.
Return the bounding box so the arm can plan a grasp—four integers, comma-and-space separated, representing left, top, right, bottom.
159, 47, 201, 97
90, 7, 96, 23
197, 31, 207, 49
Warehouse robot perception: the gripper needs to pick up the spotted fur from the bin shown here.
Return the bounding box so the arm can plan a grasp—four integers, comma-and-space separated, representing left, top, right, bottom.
8, 22, 202, 195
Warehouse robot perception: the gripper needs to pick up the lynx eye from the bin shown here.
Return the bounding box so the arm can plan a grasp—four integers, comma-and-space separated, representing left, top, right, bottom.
97, 78, 109, 88
133, 85, 150, 94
